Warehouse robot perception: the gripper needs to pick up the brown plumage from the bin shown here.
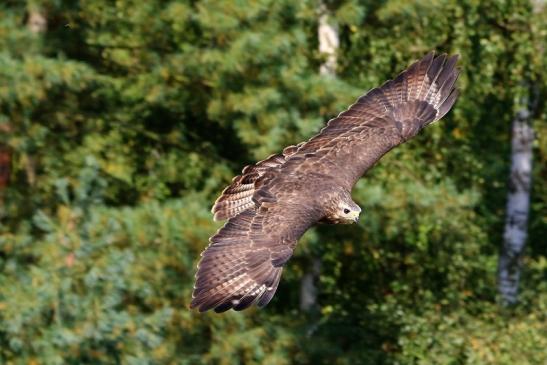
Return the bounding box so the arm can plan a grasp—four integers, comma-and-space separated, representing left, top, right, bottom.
191, 52, 460, 313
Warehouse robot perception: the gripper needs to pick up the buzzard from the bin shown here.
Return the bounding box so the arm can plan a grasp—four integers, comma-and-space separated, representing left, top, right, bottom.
191, 52, 460, 313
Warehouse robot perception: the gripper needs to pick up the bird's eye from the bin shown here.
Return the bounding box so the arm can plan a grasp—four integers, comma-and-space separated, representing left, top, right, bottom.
343, 208, 350, 214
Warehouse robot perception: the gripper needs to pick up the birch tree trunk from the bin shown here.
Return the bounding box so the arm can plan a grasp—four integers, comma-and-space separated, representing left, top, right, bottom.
497, 0, 543, 306
498, 99, 535, 305
300, 5, 339, 312
27, 8, 47, 34
318, 7, 339, 77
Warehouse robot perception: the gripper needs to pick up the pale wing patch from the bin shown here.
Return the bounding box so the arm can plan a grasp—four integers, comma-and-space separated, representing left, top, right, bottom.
211, 143, 304, 220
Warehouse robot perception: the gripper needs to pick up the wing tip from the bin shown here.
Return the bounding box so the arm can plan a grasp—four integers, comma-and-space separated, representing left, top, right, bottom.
436, 88, 460, 120
212, 210, 225, 221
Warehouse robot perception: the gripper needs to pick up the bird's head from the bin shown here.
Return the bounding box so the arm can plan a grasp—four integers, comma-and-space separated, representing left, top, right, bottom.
324, 190, 361, 224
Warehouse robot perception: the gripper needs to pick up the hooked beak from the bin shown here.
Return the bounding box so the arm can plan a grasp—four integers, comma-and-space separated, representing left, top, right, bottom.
348, 210, 360, 223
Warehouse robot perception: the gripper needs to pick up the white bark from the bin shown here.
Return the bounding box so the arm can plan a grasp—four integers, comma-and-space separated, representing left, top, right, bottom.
497, 0, 543, 306
300, 5, 338, 312
27, 8, 47, 34
318, 6, 339, 77
300, 258, 321, 311
498, 104, 534, 305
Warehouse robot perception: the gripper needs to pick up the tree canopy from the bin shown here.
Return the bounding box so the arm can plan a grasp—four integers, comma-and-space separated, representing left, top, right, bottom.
0, 0, 546, 364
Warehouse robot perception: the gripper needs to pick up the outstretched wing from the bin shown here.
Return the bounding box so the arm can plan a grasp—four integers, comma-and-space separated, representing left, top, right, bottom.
213, 53, 459, 221
192, 191, 320, 313
286, 52, 460, 189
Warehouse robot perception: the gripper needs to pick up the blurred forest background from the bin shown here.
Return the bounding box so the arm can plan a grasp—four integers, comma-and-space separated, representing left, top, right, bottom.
0, 0, 546, 364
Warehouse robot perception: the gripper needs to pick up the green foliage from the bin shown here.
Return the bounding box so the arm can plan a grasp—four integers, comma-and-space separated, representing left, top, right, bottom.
397, 286, 547, 365
0, 0, 546, 364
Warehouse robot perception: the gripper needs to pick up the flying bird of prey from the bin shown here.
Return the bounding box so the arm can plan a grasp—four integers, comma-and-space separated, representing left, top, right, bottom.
191, 52, 460, 313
